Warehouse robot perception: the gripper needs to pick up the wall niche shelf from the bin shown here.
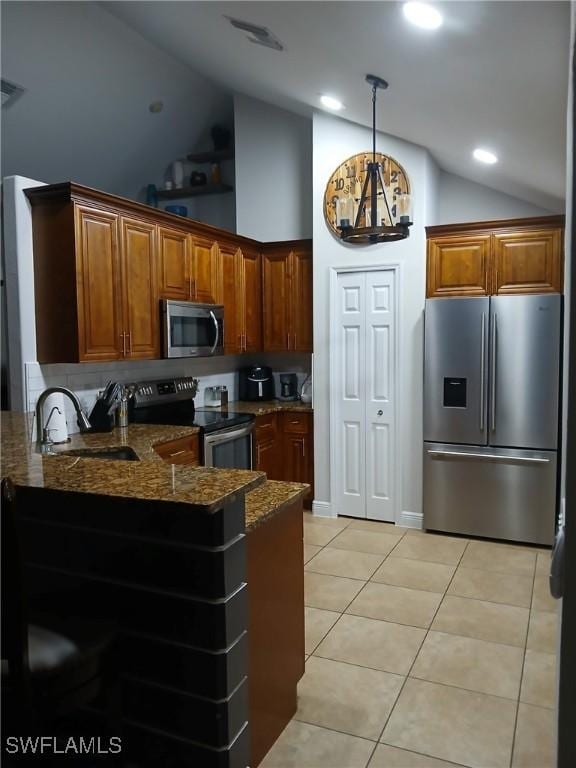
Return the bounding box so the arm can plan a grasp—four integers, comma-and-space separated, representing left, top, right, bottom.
156, 183, 234, 200
186, 149, 234, 164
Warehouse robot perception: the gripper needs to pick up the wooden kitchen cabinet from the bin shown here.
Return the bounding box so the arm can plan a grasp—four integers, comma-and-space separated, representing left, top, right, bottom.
121, 217, 160, 359
262, 242, 313, 353
426, 233, 492, 298
219, 244, 262, 354
254, 414, 283, 481
191, 234, 220, 304
154, 434, 200, 465
493, 228, 563, 294
157, 225, 192, 301
426, 217, 564, 299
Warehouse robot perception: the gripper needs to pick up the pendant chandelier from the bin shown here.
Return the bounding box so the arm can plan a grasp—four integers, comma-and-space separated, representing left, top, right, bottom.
339, 75, 413, 244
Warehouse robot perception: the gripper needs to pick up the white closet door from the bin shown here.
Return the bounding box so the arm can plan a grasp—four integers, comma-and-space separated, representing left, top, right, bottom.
334, 272, 366, 518
365, 271, 396, 522
332, 269, 396, 521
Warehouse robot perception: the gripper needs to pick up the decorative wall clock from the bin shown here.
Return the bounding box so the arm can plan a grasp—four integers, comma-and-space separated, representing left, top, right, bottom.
323, 151, 412, 240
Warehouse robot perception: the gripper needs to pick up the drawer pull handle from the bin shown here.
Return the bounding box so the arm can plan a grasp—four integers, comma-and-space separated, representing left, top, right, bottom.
168, 449, 187, 457
290, 420, 300, 424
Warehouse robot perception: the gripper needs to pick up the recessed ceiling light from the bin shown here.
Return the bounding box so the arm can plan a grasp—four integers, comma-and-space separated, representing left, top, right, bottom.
403, 2, 443, 30
473, 148, 498, 165
320, 95, 343, 111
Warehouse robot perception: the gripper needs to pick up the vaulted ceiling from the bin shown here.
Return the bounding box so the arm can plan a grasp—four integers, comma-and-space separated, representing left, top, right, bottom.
104, 1, 571, 212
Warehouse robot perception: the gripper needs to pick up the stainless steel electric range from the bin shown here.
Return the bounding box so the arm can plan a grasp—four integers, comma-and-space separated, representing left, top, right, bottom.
130, 377, 254, 469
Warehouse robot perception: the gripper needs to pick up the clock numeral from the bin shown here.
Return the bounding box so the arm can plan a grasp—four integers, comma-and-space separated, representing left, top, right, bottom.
346, 164, 356, 179
333, 178, 345, 191
394, 186, 402, 195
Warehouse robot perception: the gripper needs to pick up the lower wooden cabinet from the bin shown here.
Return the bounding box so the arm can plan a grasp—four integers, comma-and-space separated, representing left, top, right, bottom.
154, 434, 200, 465
254, 411, 314, 505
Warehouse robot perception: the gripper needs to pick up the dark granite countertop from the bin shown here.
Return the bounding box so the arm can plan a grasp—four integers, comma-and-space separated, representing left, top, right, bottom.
245, 480, 309, 531
223, 400, 313, 416
1, 412, 265, 512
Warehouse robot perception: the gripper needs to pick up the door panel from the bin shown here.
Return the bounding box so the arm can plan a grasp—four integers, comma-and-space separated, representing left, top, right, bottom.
334, 272, 366, 518
424, 443, 556, 545
75, 206, 123, 361
494, 229, 563, 294
365, 271, 395, 521
292, 248, 313, 352
262, 250, 290, 351
490, 294, 561, 450
424, 297, 489, 445
427, 234, 491, 297
121, 218, 160, 359
219, 246, 241, 354
191, 235, 219, 303
240, 248, 262, 353
158, 226, 191, 300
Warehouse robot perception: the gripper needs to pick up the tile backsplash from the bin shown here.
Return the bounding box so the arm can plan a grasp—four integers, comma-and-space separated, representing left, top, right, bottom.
25, 353, 311, 434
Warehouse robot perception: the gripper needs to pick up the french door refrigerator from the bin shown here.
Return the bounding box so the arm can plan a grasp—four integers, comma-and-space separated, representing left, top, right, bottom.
423, 294, 561, 545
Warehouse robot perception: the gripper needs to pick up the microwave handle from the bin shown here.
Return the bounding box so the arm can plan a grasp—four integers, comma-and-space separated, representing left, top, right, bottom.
209, 310, 220, 355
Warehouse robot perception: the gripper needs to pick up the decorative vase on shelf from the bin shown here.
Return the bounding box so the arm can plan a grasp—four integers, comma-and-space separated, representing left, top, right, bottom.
171, 160, 184, 188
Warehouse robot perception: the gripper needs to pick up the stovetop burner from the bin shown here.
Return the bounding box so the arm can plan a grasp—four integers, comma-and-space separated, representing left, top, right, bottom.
130, 376, 254, 434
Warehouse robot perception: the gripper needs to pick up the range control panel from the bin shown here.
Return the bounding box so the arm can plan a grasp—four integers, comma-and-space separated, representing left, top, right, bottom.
133, 377, 199, 407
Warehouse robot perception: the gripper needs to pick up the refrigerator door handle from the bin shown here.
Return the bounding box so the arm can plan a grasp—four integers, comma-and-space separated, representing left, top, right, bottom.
480, 312, 486, 432
427, 449, 551, 464
490, 312, 497, 432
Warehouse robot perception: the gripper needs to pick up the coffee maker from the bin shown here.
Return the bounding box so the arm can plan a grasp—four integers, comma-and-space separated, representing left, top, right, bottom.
239, 366, 275, 401
279, 373, 298, 401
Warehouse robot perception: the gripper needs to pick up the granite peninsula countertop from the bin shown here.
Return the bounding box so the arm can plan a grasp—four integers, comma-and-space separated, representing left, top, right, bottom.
245, 480, 309, 531
1, 412, 265, 512
225, 400, 313, 416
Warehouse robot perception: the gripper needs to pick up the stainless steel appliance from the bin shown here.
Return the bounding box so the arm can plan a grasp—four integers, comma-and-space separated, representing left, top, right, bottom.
279, 373, 298, 401
162, 300, 224, 358
424, 295, 561, 545
131, 376, 254, 470
238, 366, 274, 402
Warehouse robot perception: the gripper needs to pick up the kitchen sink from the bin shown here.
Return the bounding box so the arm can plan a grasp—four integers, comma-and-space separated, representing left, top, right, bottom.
58, 446, 140, 462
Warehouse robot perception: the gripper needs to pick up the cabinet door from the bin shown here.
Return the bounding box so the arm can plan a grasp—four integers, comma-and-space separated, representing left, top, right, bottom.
219, 245, 242, 354
255, 438, 283, 481
262, 249, 291, 351
121, 217, 160, 360
291, 248, 313, 352
239, 248, 262, 353
493, 229, 563, 294
158, 226, 191, 300
191, 235, 219, 303
75, 206, 124, 361
427, 235, 491, 297
283, 433, 313, 504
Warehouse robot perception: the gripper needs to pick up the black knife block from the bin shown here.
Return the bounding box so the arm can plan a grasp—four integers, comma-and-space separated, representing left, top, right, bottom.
88, 399, 115, 432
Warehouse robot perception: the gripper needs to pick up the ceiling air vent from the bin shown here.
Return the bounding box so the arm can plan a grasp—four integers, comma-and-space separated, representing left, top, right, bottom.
1, 78, 25, 108
225, 16, 284, 51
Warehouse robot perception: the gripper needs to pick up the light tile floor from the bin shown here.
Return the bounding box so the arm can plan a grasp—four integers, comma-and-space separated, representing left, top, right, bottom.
261, 513, 558, 768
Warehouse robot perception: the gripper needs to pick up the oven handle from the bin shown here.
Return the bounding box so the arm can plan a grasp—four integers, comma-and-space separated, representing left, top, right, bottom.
204, 422, 254, 447
209, 310, 220, 355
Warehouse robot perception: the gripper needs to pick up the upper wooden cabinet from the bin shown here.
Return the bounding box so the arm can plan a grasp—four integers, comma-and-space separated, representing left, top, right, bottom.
25, 183, 313, 363
493, 229, 563, 295
426, 217, 564, 299
262, 242, 313, 353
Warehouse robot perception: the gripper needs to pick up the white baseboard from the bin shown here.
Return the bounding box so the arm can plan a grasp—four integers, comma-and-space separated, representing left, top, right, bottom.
397, 510, 424, 530
311, 500, 335, 518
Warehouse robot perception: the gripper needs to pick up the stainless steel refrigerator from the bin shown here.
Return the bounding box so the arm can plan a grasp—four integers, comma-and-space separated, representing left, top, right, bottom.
423, 294, 561, 545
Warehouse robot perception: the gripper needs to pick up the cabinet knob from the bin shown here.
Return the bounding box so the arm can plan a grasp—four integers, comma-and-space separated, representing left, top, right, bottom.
377, 409, 383, 416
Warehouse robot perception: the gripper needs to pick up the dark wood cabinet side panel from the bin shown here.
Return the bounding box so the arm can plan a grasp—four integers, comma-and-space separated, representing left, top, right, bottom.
31, 201, 80, 363
247, 499, 304, 767
292, 248, 313, 352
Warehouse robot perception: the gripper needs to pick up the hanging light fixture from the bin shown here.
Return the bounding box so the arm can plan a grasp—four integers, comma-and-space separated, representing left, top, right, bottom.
339, 75, 413, 244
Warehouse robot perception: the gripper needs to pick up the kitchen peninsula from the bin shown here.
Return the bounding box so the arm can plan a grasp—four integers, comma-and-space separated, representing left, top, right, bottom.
1, 413, 308, 767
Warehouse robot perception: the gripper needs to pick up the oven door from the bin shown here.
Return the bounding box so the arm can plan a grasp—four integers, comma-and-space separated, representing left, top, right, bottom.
162, 301, 224, 358
203, 424, 254, 470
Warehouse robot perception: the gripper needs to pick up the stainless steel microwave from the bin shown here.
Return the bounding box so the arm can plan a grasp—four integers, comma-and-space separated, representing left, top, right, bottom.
161, 300, 224, 358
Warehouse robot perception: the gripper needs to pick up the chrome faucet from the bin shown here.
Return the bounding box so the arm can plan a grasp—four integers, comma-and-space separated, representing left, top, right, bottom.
35, 386, 91, 450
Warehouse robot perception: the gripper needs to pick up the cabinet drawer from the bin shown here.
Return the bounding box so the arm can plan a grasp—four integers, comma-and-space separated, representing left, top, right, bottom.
255, 413, 278, 440
154, 435, 200, 465
281, 412, 311, 434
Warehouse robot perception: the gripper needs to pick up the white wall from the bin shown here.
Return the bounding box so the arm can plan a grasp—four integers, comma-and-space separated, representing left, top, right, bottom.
437, 171, 553, 224
234, 94, 312, 241
1, 0, 235, 229
313, 111, 438, 525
